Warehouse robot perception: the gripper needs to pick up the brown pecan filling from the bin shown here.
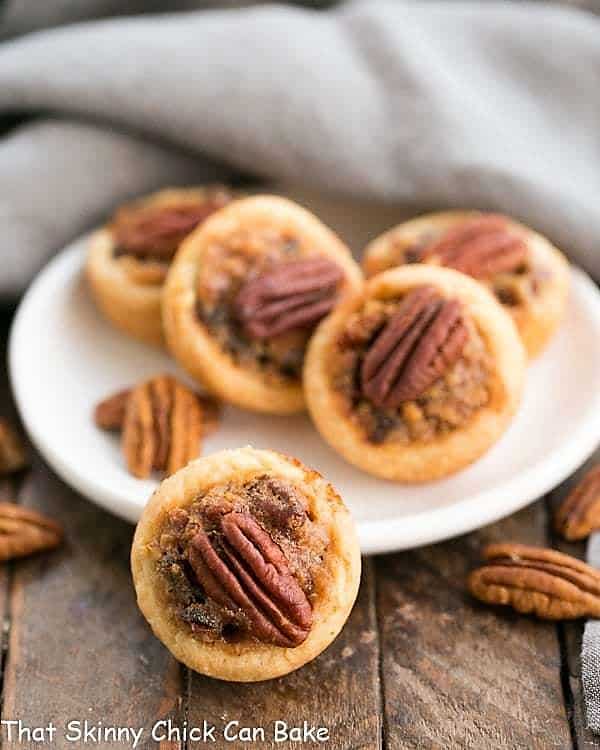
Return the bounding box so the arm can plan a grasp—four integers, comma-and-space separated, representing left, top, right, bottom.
195, 228, 344, 381
333, 287, 491, 444
112, 188, 232, 284
393, 215, 549, 308
156, 477, 328, 646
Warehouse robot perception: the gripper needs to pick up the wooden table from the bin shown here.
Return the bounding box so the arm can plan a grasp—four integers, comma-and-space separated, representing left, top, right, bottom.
0, 299, 598, 750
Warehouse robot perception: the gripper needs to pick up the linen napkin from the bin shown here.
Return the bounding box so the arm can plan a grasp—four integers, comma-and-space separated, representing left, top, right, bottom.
1, 0, 600, 302
583, 534, 600, 733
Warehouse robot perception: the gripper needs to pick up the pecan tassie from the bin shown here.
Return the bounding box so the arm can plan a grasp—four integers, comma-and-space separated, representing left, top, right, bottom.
468, 543, 600, 619
0, 503, 63, 562
420, 215, 528, 279
156, 477, 328, 646
554, 466, 600, 541
364, 214, 547, 315
333, 287, 490, 444
234, 257, 343, 340
361, 286, 468, 407
0, 419, 28, 476
113, 187, 232, 262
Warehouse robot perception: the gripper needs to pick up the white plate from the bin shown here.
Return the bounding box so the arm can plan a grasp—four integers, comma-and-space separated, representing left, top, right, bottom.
9, 236, 600, 554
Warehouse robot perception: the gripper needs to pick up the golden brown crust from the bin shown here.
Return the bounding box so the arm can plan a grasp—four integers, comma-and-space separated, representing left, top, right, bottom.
362, 211, 570, 358
86, 188, 232, 348
304, 265, 526, 482
131, 447, 361, 682
162, 195, 364, 414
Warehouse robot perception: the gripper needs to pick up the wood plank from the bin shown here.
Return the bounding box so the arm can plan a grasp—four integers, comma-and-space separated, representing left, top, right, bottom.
547, 449, 600, 749
1, 457, 186, 750
187, 558, 381, 750
376, 502, 572, 749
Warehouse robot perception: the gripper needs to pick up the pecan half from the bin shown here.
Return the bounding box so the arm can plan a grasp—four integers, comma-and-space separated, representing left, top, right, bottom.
234, 257, 344, 339
555, 466, 600, 541
122, 375, 204, 478
0, 503, 63, 561
0, 419, 28, 476
113, 188, 231, 261
94, 389, 131, 431
361, 286, 468, 407
468, 543, 600, 619
188, 511, 312, 647
95, 386, 220, 437
422, 215, 528, 278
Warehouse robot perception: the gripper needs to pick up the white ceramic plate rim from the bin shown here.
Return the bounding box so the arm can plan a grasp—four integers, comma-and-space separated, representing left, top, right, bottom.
8, 243, 600, 555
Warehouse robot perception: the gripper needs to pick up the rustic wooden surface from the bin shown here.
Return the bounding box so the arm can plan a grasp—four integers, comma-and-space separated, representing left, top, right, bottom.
0, 299, 598, 750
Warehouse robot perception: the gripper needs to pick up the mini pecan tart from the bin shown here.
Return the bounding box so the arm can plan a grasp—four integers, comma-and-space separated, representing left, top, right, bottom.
162, 196, 363, 414
86, 186, 234, 347
304, 265, 526, 481
362, 211, 569, 358
131, 447, 360, 681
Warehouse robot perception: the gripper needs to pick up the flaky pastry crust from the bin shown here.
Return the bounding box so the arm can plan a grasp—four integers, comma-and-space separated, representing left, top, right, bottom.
86, 188, 229, 347
362, 211, 569, 358
131, 447, 361, 682
304, 265, 526, 482
162, 196, 363, 414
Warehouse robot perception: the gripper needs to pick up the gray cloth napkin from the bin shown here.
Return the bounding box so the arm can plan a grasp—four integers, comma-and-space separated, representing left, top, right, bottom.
1, 0, 600, 301
584, 534, 600, 733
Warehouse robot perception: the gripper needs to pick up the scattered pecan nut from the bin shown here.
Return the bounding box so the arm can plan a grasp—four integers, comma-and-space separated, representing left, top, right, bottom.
0, 503, 63, 561
188, 511, 312, 647
95, 386, 220, 437
94, 388, 131, 431
361, 285, 469, 407
234, 257, 344, 339
0, 419, 28, 476
423, 215, 528, 278
468, 543, 600, 619
122, 375, 204, 479
554, 466, 600, 541
113, 188, 232, 261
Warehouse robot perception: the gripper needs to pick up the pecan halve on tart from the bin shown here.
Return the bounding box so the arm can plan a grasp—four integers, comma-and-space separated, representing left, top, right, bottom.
162, 196, 363, 414
362, 211, 569, 358
304, 266, 526, 481
131, 447, 360, 682
86, 186, 234, 347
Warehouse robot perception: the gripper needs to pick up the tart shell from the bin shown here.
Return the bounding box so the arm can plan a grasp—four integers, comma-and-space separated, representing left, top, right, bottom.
162, 195, 364, 414
362, 211, 570, 358
131, 447, 361, 682
304, 265, 526, 482
86, 188, 229, 348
